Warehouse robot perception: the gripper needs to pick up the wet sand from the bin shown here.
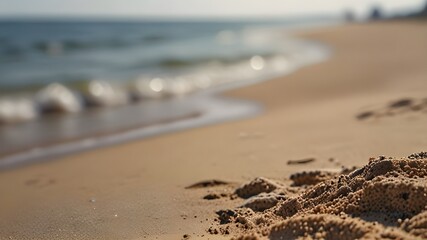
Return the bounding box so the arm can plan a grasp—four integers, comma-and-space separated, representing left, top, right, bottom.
1, 20, 427, 239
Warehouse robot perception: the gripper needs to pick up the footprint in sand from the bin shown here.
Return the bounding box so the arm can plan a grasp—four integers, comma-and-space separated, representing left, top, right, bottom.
186, 179, 235, 201
24, 175, 56, 188
356, 97, 427, 120
185, 179, 230, 189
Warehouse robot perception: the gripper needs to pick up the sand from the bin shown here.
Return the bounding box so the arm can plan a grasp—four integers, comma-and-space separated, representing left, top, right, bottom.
1, 20, 427, 239
208, 153, 427, 239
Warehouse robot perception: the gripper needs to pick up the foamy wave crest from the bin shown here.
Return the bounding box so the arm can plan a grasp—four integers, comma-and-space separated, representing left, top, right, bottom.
0, 36, 329, 125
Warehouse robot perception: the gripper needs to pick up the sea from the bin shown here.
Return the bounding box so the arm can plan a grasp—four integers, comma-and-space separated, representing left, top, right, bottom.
0, 18, 338, 168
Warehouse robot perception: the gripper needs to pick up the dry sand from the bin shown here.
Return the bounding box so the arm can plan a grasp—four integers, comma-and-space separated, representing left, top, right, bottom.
1, 20, 427, 239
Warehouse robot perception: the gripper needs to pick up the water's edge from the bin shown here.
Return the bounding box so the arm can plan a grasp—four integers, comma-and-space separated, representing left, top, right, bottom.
0, 95, 262, 170
0, 38, 331, 170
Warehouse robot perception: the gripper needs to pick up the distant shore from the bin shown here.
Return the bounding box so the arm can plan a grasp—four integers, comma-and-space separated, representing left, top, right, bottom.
1, 19, 427, 239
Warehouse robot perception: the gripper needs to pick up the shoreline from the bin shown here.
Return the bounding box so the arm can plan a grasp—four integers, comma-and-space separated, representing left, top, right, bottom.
0, 111, 202, 168
0, 94, 260, 170
1, 19, 427, 239
0, 32, 329, 169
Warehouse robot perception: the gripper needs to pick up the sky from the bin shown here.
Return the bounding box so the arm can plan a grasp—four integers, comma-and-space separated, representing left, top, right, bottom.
0, 0, 424, 19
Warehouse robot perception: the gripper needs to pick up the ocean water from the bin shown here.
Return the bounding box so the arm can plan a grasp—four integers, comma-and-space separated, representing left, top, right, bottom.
0, 18, 335, 167
0, 19, 333, 91
2, 21, 269, 88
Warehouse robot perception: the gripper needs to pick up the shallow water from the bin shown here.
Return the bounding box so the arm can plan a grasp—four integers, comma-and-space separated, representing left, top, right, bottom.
0, 93, 261, 169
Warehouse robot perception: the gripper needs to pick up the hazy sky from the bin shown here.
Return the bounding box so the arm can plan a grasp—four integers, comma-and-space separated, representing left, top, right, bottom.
0, 0, 424, 19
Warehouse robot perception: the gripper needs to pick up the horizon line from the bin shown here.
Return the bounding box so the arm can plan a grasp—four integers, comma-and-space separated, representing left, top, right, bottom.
0, 13, 342, 22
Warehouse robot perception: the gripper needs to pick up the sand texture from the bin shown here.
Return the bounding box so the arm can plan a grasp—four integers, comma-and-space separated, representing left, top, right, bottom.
1, 20, 427, 239
205, 153, 427, 239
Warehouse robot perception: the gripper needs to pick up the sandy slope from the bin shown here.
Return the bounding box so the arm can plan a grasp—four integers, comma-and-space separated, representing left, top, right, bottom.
1, 20, 427, 239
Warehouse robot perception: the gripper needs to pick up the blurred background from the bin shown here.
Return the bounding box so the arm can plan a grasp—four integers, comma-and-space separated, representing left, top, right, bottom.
0, 0, 426, 165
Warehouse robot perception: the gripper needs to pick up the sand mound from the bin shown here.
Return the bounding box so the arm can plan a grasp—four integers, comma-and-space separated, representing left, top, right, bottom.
269, 214, 415, 240
206, 152, 427, 239
235, 177, 281, 199
241, 193, 286, 212
289, 170, 338, 186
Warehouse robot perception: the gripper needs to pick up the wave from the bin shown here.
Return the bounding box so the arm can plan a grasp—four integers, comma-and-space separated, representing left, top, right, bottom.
127, 52, 276, 71
0, 34, 172, 60
141, 35, 169, 43
0, 40, 330, 125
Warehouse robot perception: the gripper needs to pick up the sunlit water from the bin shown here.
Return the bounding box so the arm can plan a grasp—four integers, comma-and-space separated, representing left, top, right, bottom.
0, 18, 338, 167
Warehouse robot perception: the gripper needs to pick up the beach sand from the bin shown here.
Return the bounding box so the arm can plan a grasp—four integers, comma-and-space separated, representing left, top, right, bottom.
1, 20, 427, 239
